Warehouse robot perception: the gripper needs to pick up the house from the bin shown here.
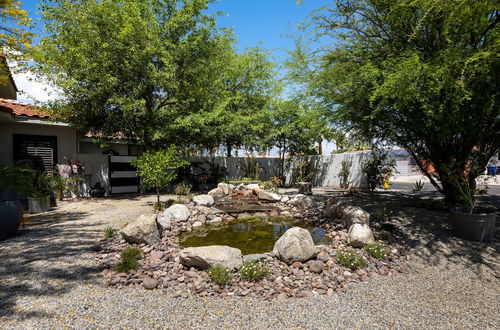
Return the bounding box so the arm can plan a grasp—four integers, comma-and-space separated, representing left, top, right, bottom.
0, 73, 142, 195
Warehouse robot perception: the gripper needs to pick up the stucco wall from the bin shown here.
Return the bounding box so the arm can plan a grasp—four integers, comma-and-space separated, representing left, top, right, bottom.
79, 141, 129, 156
0, 119, 77, 165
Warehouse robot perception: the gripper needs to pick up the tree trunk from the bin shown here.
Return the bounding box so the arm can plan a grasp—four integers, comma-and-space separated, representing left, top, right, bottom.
156, 187, 160, 204
227, 143, 232, 157
318, 139, 323, 155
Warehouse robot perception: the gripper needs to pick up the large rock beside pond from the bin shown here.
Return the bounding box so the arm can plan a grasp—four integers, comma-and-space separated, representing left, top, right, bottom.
325, 198, 350, 220
290, 194, 316, 208
179, 245, 243, 270
164, 204, 191, 222
121, 214, 160, 245
347, 223, 375, 247
193, 194, 214, 207
208, 187, 225, 198
341, 206, 370, 228
272, 227, 317, 264
258, 190, 281, 202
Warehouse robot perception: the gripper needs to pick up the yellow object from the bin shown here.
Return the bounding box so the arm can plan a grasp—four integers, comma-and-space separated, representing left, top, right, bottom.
383, 178, 390, 189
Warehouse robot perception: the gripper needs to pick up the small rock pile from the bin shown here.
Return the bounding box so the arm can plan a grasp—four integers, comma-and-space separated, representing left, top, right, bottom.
95, 183, 409, 299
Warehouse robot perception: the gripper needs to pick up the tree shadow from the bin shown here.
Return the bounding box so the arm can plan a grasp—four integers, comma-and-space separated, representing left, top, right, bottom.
0, 209, 104, 320
345, 192, 499, 279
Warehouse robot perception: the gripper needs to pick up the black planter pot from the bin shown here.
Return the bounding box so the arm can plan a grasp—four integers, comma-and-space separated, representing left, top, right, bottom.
0, 200, 23, 240
449, 208, 497, 242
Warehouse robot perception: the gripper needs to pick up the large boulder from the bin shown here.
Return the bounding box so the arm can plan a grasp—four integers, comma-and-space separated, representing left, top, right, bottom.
164, 204, 191, 222
272, 227, 317, 264
121, 214, 160, 245
347, 223, 375, 247
217, 182, 231, 195
290, 194, 316, 208
208, 187, 225, 198
325, 199, 349, 220
257, 190, 281, 202
192, 194, 215, 207
156, 211, 172, 231
179, 245, 243, 270
341, 206, 370, 228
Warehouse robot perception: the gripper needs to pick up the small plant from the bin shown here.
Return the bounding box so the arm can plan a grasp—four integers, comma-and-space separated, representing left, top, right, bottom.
242, 154, 261, 181
337, 248, 368, 270
153, 202, 165, 212
362, 149, 396, 191
114, 247, 143, 273
413, 180, 425, 191
239, 260, 271, 281
372, 206, 393, 222
339, 159, 352, 189
104, 226, 116, 239
207, 264, 233, 286
261, 180, 278, 193
173, 182, 191, 196
364, 242, 390, 259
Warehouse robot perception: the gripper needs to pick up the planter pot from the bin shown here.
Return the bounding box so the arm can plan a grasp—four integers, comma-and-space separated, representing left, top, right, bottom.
28, 196, 50, 214
0, 200, 23, 240
449, 208, 497, 242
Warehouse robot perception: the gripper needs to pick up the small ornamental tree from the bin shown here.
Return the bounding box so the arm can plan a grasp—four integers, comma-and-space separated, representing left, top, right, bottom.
132, 146, 188, 203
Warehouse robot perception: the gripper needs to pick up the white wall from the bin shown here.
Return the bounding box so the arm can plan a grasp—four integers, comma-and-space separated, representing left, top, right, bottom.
0, 119, 77, 165
75, 154, 109, 195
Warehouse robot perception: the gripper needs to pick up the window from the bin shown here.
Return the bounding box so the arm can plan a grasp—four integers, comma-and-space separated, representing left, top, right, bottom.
13, 134, 58, 171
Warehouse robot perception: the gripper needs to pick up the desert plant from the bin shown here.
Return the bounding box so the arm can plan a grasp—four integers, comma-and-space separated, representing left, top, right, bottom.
207, 264, 233, 286
362, 150, 396, 191
243, 154, 261, 181
104, 226, 116, 239
413, 180, 425, 192
239, 260, 271, 281
339, 159, 352, 189
294, 155, 315, 184
114, 247, 143, 273
132, 146, 189, 203
337, 249, 367, 270
173, 182, 191, 196
364, 242, 390, 259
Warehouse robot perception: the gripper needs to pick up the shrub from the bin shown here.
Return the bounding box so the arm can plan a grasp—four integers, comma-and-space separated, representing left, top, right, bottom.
362, 150, 396, 191
153, 202, 165, 212
114, 247, 143, 273
337, 249, 367, 270
173, 182, 191, 196
339, 159, 352, 189
413, 180, 425, 191
364, 242, 390, 259
104, 226, 116, 239
239, 260, 270, 281
207, 264, 233, 286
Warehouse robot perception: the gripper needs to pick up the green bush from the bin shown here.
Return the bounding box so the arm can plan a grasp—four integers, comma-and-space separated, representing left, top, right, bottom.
239, 260, 270, 281
364, 242, 390, 259
173, 182, 191, 196
337, 249, 367, 270
207, 264, 233, 286
104, 226, 116, 239
114, 247, 143, 273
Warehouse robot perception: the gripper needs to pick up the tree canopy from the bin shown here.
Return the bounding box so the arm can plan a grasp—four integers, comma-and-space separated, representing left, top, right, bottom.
299, 0, 499, 203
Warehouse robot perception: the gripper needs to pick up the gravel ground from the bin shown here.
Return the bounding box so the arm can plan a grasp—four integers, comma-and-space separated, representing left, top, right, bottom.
1, 192, 499, 329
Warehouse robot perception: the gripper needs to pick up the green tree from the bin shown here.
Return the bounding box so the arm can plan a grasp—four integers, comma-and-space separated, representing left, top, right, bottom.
33, 0, 231, 150
305, 0, 499, 204
0, 0, 34, 84
131, 146, 188, 203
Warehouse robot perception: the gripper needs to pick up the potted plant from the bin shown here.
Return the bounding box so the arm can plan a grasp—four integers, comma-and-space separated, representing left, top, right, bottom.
0, 163, 33, 240
448, 173, 496, 242
27, 170, 52, 214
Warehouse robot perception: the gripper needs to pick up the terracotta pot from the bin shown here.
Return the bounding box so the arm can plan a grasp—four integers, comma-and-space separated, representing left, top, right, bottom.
449, 208, 496, 242
0, 200, 23, 240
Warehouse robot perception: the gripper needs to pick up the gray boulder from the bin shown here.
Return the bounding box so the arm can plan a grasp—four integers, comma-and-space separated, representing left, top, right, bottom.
325, 199, 349, 220
156, 211, 172, 231
243, 253, 269, 263
257, 190, 281, 202
192, 194, 215, 207
164, 204, 191, 222
208, 187, 225, 198
272, 227, 317, 264
121, 214, 160, 245
341, 206, 370, 228
217, 182, 231, 195
347, 223, 375, 247
179, 245, 243, 270
290, 194, 316, 208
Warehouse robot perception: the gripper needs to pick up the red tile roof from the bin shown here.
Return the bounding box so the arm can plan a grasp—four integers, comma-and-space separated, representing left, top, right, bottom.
0, 98, 51, 118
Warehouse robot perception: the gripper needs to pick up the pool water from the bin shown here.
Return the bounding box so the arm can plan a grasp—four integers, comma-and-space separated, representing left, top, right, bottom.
179, 216, 327, 255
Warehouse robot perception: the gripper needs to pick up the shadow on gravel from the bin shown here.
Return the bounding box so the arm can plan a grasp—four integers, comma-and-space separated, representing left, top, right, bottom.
346, 192, 499, 279
0, 210, 101, 319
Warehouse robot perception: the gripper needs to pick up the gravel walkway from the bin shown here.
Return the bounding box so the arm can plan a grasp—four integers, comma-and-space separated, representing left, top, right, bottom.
1, 193, 499, 329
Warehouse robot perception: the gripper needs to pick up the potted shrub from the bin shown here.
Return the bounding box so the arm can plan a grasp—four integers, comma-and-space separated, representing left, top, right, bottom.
0, 163, 33, 240
448, 173, 496, 242
28, 170, 52, 214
